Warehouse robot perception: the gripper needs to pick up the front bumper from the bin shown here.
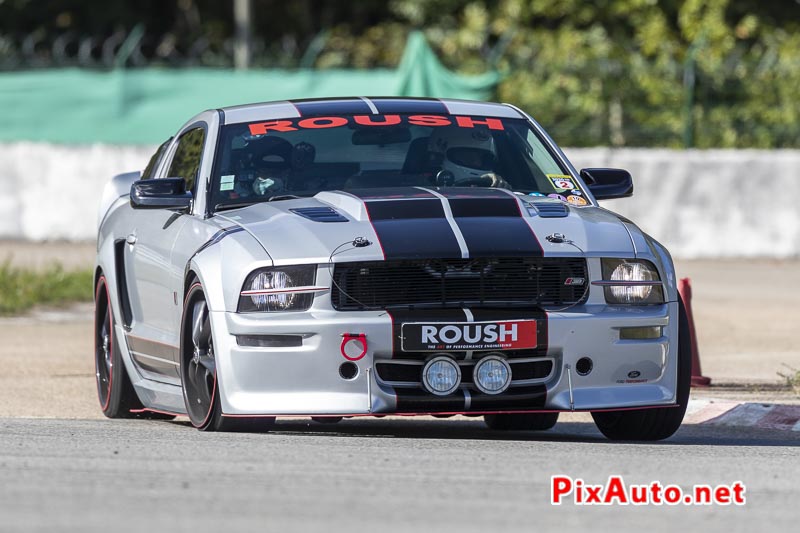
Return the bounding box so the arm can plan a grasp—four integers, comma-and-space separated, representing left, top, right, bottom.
211, 302, 679, 416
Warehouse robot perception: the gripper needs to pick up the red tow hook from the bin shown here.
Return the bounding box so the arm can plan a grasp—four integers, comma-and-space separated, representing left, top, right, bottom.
340, 333, 367, 361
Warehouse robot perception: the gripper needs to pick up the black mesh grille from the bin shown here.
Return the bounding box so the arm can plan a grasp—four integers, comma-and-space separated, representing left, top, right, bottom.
331, 257, 587, 310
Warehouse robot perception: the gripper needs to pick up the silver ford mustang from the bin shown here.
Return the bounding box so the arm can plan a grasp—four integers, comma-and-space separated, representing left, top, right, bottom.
95, 97, 690, 440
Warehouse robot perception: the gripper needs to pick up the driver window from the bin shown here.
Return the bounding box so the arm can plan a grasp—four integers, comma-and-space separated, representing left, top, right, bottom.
167, 127, 206, 193
141, 138, 172, 179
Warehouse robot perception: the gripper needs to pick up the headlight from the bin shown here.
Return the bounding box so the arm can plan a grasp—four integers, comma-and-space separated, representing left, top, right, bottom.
238, 265, 317, 312
600, 259, 664, 304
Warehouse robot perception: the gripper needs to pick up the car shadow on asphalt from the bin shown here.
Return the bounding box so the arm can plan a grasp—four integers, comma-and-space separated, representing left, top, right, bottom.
162, 418, 799, 447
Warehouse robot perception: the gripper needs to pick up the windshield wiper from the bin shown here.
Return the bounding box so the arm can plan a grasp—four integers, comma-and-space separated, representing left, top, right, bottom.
267, 194, 302, 201
214, 195, 304, 212
214, 201, 260, 212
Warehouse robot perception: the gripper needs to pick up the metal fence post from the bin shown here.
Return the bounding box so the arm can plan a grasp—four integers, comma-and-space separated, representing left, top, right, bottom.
234, 0, 252, 70
682, 46, 696, 148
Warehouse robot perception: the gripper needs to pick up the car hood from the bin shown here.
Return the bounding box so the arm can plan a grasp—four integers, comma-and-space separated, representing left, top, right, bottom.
216, 188, 635, 264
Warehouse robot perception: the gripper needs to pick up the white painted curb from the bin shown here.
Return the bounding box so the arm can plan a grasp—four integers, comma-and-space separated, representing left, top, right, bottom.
685, 399, 800, 431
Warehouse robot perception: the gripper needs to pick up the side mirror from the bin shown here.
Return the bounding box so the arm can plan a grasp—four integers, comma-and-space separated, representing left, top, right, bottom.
580, 168, 634, 200
130, 178, 192, 210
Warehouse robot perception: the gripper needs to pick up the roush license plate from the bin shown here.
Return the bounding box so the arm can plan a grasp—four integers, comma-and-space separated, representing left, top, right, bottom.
401, 320, 537, 352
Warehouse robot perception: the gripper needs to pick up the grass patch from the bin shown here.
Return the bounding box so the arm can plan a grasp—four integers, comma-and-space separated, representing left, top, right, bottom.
777, 364, 800, 396
0, 261, 94, 315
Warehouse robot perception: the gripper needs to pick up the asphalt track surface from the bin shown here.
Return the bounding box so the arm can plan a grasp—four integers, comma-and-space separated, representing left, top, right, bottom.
0, 249, 798, 531
1, 416, 797, 532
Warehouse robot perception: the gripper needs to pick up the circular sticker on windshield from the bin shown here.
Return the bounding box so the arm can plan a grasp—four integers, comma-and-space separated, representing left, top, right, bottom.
528, 192, 546, 197
567, 195, 588, 206
548, 194, 567, 202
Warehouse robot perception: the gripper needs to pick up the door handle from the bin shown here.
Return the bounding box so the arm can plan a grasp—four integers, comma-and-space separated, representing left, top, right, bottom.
126, 233, 137, 245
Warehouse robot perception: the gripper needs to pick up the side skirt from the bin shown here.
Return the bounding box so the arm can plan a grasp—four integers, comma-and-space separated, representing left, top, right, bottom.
130, 376, 187, 415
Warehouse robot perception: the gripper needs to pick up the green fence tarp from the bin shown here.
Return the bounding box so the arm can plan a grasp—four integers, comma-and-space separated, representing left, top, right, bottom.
0, 32, 498, 145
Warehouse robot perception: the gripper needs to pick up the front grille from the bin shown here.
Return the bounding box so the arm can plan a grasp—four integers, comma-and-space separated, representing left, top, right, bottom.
331, 257, 587, 310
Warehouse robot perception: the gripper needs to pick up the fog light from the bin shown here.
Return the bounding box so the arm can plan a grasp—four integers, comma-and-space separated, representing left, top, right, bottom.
575, 357, 593, 376
473, 355, 512, 395
339, 362, 358, 380
422, 356, 461, 396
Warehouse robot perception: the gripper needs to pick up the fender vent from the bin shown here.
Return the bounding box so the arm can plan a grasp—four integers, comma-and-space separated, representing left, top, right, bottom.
113, 240, 133, 328
290, 207, 348, 222
528, 200, 569, 218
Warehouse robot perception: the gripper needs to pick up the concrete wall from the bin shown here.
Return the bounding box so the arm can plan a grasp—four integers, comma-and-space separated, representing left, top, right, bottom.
0, 143, 797, 258
0, 143, 153, 242
565, 148, 800, 259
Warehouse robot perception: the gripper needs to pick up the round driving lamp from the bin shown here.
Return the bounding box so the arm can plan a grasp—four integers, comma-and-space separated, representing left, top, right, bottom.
473, 355, 512, 395
422, 356, 461, 396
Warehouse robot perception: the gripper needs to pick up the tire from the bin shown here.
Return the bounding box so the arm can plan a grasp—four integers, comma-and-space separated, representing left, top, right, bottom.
95, 276, 176, 420
180, 283, 275, 432
484, 412, 559, 431
591, 297, 692, 441
94, 276, 139, 417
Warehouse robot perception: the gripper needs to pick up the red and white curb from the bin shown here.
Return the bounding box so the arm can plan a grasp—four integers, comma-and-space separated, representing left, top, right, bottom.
685, 399, 800, 432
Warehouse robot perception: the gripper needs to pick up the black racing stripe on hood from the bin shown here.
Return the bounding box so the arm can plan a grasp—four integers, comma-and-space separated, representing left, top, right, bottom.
449, 197, 520, 217
349, 187, 542, 259
366, 199, 444, 220
370, 98, 448, 114
443, 192, 543, 257
364, 199, 463, 260
293, 98, 372, 116
454, 215, 543, 258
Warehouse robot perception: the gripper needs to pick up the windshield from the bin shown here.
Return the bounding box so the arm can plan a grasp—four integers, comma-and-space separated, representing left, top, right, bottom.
210, 114, 589, 210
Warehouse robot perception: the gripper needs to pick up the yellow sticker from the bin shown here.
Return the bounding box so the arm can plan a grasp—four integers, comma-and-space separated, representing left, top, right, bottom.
547, 174, 575, 190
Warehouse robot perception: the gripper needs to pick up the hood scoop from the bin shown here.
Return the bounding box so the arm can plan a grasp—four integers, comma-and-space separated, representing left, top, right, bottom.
290, 206, 348, 223
527, 199, 570, 218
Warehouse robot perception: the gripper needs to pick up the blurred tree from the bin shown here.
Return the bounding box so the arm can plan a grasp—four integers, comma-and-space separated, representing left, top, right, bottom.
0, 0, 798, 147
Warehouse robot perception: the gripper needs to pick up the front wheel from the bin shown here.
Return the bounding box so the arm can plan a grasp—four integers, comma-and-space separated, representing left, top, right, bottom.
180, 283, 275, 432
591, 298, 692, 441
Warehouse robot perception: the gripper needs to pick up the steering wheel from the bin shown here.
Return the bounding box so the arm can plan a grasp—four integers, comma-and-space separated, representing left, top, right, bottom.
454, 173, 510, 189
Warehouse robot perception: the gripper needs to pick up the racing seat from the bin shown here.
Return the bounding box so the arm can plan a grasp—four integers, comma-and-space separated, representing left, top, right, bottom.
401, 136, 432, 174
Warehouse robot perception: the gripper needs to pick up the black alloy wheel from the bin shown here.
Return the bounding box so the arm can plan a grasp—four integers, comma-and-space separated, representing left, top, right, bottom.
181, 283, 274, 432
